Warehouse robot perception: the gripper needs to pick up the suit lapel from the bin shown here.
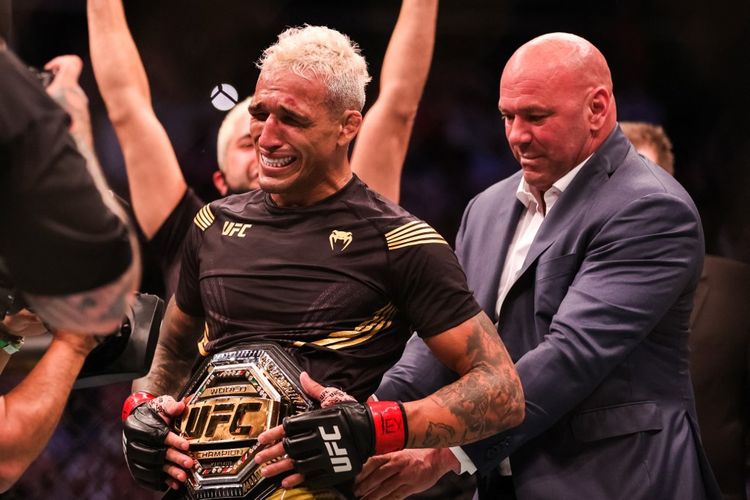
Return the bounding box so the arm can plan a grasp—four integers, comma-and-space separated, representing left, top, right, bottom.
460, 172, 526, 321
477, 198, 524, 321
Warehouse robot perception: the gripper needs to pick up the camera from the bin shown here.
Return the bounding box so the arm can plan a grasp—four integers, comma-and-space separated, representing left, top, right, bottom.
1, 269, 163, 388
74, 293, 164, 389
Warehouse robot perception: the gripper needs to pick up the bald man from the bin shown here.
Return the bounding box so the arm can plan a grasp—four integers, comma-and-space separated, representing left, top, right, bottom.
368, 33, 722, 499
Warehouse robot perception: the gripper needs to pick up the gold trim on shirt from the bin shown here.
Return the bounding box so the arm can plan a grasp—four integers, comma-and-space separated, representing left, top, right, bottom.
385, 221, 448, 250
194, 205, 215, 231
197, 322, 210, 356
293, 303, 398, 350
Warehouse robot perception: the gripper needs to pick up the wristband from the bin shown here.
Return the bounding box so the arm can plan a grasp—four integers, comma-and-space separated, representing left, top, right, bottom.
121, 391, 155, 422
368, 400, 407, 455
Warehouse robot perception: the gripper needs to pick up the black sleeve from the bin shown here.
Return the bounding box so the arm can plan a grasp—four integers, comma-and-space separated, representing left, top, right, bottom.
149, 188, 204, 298
174, 206, 208, 317
387, 225, 481, 337
0, 51, 132, 295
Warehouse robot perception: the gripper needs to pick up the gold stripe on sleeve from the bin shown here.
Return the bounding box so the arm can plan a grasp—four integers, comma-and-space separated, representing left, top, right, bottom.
193, 205, 215, 231
385, 221, 448, 250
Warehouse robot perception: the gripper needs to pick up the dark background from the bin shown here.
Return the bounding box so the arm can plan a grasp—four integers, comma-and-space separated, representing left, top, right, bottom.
2, 1, 749, 498
8, 0, 750, 262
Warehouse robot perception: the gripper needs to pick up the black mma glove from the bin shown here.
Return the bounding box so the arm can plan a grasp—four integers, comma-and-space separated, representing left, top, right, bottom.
121, 391, 170, 491
282, 401, 408, 488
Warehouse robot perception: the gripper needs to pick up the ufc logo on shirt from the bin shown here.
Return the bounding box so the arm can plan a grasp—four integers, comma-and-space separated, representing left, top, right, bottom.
222, 221, 252, 237
318, 425, 352, 473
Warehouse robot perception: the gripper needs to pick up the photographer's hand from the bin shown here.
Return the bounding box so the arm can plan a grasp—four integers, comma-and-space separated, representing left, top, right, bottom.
44, 55, 94, 154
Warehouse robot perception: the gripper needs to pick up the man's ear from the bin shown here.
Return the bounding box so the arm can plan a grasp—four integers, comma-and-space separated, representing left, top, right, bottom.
588, 87, 612, 132
212, 170, 229, 196
337, 110, 363, 146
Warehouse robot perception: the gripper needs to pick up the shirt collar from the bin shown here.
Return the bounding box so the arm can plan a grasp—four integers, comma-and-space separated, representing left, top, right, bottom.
515, 155, 592, 212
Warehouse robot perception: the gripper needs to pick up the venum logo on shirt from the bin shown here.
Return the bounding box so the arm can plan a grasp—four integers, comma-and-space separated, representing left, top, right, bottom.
222, 222, 252, 238
329, 230, 353, 251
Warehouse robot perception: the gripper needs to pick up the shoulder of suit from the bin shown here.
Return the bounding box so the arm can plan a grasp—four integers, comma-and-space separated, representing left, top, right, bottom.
466, 171, 522, 212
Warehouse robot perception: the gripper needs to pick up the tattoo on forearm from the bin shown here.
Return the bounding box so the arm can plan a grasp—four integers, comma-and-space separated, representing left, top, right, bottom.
24, 269, 136, 335
418, 313, 523, 447
146, 345, 194, 397
136, 302, 201, 397
421, 421, 456, 448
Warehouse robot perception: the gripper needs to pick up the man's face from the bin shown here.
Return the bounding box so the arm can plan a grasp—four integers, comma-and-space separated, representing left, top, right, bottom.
499, 63, 592, 192
221, 112, 259, 194
249, 70, 346, 207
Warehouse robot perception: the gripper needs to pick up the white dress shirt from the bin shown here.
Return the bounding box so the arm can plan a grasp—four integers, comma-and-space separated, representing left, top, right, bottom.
450, 157, 590, 475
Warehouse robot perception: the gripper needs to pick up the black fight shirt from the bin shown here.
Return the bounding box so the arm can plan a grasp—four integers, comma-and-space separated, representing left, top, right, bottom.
176, 176, 480, 400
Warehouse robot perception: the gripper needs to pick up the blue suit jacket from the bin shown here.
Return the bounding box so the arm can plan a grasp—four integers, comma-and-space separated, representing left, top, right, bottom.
377, 127, 722, 499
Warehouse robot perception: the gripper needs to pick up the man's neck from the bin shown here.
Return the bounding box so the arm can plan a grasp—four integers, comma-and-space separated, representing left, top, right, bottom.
270, 169, 353, 208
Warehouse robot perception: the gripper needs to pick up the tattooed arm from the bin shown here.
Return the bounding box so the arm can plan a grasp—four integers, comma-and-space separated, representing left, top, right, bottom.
132, 297, 203, 397
407, 311, 523, 447
255, 310, 522, 493
351, 313, 522, 499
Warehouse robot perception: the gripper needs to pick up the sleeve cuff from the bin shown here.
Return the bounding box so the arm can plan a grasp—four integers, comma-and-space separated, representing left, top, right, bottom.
450, 446, 477, 475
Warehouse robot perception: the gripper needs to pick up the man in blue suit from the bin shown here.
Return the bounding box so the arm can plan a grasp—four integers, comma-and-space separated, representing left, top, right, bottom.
356, 33, 722, 500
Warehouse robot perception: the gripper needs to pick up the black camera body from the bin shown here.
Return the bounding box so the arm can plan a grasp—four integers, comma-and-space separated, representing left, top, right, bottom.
74, 293, 164, 389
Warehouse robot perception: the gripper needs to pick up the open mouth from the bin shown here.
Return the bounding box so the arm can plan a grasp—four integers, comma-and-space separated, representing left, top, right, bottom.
260, 154, 296, 168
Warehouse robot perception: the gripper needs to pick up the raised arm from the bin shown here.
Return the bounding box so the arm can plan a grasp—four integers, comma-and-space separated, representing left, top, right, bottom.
87, 0, 186, 238
351, 0, 437, 202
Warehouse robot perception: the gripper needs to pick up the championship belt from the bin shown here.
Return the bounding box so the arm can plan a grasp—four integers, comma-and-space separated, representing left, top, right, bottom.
172, 342, 315, 500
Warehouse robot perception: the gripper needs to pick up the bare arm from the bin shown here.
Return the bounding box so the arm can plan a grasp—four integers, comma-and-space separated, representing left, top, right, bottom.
351, 0, 437, 203
87, 0, 186, 238
405, 311, 524, 447
0, 331, 96, 492
132, 297, 202, 397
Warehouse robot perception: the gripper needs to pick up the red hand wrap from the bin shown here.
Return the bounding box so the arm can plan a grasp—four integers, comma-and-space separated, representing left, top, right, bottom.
121, 391, 155, 422
368, 400, 407, 455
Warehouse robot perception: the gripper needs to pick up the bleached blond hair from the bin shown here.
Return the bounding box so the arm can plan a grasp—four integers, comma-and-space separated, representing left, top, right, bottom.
216, 95, 253, 172
256, 25, 371, 112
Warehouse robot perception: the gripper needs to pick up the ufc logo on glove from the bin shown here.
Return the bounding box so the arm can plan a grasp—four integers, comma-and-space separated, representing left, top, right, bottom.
319, 425, 353, 473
